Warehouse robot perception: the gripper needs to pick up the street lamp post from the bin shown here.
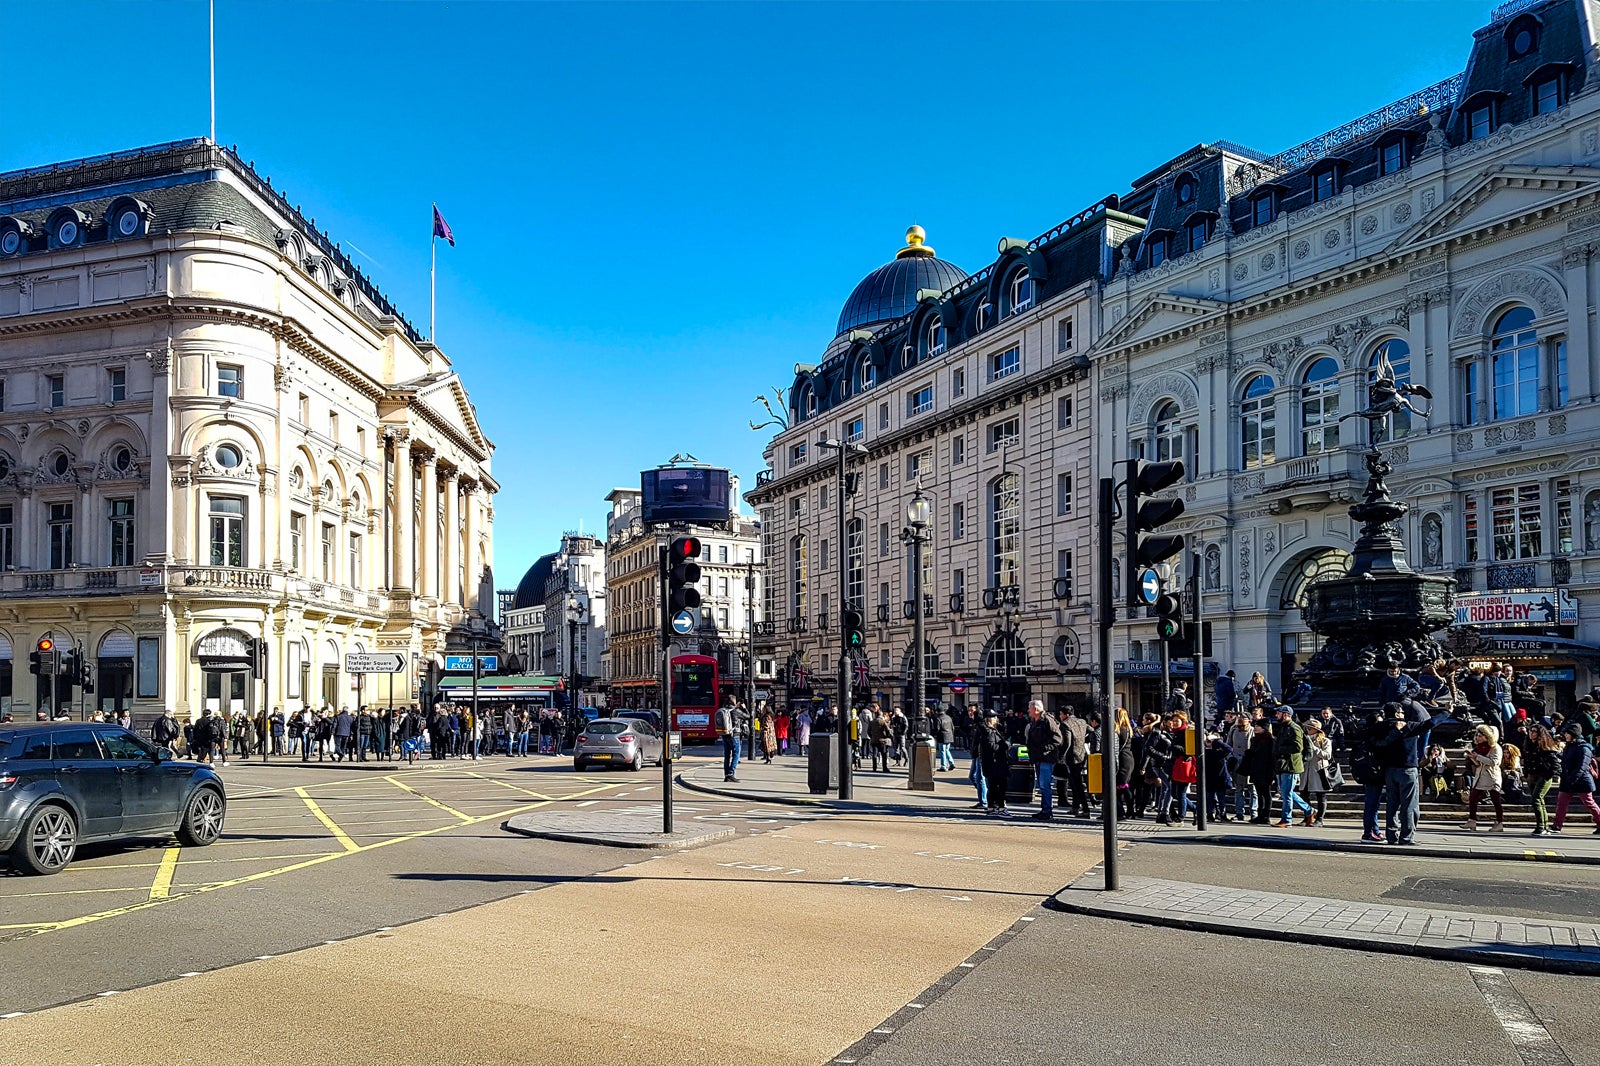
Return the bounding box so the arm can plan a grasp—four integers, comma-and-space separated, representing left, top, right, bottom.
565, 594, 584, 722
816, 436, 866, 800
903, 487, 935, 791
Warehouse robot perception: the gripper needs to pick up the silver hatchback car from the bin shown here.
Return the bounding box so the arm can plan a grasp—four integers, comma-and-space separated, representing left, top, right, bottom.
573, 718, 664, 772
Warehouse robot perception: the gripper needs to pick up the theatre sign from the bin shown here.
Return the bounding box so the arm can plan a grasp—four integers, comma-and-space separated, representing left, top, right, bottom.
1453, 589, 1578, 629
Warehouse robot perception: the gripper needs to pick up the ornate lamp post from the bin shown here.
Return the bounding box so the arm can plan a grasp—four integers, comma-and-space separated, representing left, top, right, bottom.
902, 487, 936, 791
565, 593, 586, 720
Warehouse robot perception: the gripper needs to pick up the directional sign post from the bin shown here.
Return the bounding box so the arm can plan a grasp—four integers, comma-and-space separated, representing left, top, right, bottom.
345, 652, 406, 674
1138, 567, 1163, 606
671, 609, 695, 635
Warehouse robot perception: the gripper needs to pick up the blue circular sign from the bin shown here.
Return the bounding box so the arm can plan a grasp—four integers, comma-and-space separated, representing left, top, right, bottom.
671, 610, 695, 635
1138, 568, 1163, 606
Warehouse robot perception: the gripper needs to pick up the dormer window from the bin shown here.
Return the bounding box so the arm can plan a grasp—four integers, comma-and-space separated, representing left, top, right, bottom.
975, 300, 993, 332
1251, 192, 1276, 227
1185, 216, 1209, 254
1532, 73, 1563, 115
1468, 101, 1496, 140
1380, 139, 1406, 176
1175, 174, 1197, 206
1312, 167, 1338, 203
926, 316, 946, 357
1147, 233, 1169, 268
857, 359, 877, 392
1506, 14, 1539, 61
1008, 270, 1034, 315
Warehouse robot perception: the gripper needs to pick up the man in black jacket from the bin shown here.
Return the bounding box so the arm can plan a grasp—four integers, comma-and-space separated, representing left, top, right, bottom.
1024, 701, 1063, 820
1374, 702, 1444, 845
1055, 711, 1091, 818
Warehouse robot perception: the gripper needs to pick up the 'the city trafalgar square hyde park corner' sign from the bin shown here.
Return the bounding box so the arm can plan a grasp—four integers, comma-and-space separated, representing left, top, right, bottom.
1453, 589, 1578, 628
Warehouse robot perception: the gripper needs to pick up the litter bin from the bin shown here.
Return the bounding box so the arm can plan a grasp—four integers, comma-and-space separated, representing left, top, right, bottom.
808, 732, 840, 794
1005, 743, 1036, 805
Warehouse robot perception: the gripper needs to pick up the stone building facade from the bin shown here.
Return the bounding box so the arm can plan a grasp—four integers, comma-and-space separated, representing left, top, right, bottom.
0, 140, 498, 723
1094, 0, 1600, 715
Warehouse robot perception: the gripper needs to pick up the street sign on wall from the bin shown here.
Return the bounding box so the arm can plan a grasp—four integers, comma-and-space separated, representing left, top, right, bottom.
345, 653, 405, 674
444, 654, 499, 673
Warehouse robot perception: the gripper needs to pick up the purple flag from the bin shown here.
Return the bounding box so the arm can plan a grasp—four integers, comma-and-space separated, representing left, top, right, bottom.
432, 205, 454, 246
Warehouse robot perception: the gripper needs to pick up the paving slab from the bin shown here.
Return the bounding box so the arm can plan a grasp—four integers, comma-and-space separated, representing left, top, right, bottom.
503, 810, 733, 849
1052, 869, 1600, 977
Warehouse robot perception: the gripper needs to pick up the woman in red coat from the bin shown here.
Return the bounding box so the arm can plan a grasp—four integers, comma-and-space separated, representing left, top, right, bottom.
775, 710, 792, 755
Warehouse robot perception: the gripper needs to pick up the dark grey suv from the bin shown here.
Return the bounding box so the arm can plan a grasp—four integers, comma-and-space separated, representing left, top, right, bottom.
0, 722, 226, 875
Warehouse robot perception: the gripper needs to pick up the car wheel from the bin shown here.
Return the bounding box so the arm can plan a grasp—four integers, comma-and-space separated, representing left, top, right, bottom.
11, 804, 77, 875
573, 760, 585, 772
176, 787, 226, 847
630, 752, 643, 772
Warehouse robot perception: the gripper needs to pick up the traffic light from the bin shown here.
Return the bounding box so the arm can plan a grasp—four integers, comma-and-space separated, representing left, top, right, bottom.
1154, 591, 1185, 641
28, 651, 41, 676
667, 536, 702, 615
33, 637, 57, 678
1125, 458, 1186, 607
842, 605, 865, 650
80, 660, 94, 694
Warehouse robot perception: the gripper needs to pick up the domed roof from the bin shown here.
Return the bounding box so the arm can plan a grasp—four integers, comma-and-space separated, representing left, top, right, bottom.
512, 552, 558, 610
836, 226, 967, 336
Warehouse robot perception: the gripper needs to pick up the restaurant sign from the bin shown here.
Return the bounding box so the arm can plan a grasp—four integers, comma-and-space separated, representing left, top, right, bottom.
1453, 589, 1576, 628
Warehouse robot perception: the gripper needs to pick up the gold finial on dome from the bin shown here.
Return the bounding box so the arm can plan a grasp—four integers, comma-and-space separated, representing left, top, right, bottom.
896, 224, 936, 259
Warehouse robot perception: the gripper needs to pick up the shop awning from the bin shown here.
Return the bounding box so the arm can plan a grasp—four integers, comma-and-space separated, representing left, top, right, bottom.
438, 674, 562, 700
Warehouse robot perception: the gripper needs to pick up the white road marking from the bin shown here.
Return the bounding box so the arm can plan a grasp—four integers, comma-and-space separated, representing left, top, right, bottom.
1470, 966, 1573, 1066
178, 972, 202, 978
576, 800, 599, 807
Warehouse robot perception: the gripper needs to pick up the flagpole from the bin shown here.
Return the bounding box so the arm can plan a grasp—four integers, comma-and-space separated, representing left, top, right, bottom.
209, 0, 216, 143
430, 205, 437, 343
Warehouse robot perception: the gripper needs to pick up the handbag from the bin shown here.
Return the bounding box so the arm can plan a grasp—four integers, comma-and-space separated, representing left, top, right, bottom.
1172, 756, 1197, 784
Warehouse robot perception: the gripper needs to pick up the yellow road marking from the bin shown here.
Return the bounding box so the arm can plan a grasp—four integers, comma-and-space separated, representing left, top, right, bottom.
384, 776, 470, 821
296, 787, 359, 852
148, 847, 182, 900
63, 852, 340, 873
21, 781, 627, 938
465, 772, 550, 800
2, 885, 161, 899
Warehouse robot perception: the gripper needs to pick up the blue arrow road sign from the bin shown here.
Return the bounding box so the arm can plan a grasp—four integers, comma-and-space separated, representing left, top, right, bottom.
1138, 568, 1163, 606
672, 610, 695, 635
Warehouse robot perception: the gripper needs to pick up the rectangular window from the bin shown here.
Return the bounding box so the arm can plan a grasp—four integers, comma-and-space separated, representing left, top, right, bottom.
951, 435, 965, 465
1380, 140, 1404, 176
717, 607, 730, 630
1057, 549, 1074, 598
208, 496, 245, 567
356, 427, 367, 454
879, 581, 889, 609
1464, 361, 1480, 424
879, 522, 890, 558
217, 364, 241, 399
297, 393, 310, 423
719, 544, 729, 563
718, 576, 730, 597
878, 402, 890, 430
107, 366, 127, 403
136, 637, 160, 699
845, 417, 864, 443
1556, 339, 1569, 409
48, 502, 73, 569
952, 501, 965, 540
952, 367, 966, 398
1464, 493, 1480, 563
0, 378, 6, 411
1057, 319, 1074, 352
790, 496, 806, 519
820, 484, 829, 509
878, 462, 889, 490
47, 373, 64, 409
290, 512, 305, 572
1469, 104, 1493, 141
1491, 484, 1541, 561
1533, 76, 1561, 116
1558, 479, 1574, 554
954, 644, 965, 665
1187, 218, 1208, 253
907, 451, 928, 481
1058, 396, 1073, 429
349, 533, 362, 586
318, 518, 334, 576
328, 411, 339, 440
1056, 472, 1073, 516
1313, 169, 1336, 202
908, 385, 933, 416
0, 504, 10, 569
989, 346, 1020, 382
988, 417, 1020, 452
1252, 195, 1274, 227
1148, 236, 1167, 268
953, 569, 964, 595
108, 498, 135, 566
789, 442, 807, 467
820, 539, 829, 571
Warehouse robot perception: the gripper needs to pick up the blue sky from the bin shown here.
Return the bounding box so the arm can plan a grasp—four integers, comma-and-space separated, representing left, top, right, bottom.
0, 0, 1488, 588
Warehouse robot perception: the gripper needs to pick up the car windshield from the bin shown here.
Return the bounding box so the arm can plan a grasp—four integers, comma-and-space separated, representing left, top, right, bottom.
587, 722, 629, 735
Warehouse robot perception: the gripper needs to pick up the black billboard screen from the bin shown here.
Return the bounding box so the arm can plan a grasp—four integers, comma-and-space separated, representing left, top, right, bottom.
641, 467, 732, 525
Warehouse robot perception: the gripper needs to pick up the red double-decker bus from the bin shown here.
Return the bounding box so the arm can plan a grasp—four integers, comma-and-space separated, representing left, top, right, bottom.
669, 654, 719, 742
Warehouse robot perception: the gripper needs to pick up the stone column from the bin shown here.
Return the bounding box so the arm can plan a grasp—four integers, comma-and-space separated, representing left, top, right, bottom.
418, 452, 438, 600
388, 431, 413, 592
440, 469, 460, 606
169, 461, 194, 566
148, 346, 174, 564
461, 480, 479, 613
1563, 246, 1593, 404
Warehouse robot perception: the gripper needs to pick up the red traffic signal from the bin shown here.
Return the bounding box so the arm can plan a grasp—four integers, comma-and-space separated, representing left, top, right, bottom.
670, 536, 701, 563
36, 637, 53, 653
668, 536, 702, 614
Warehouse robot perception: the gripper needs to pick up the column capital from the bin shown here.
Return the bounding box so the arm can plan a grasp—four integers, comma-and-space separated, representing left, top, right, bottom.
439, 466, 460, 483
384, 427, 412, 447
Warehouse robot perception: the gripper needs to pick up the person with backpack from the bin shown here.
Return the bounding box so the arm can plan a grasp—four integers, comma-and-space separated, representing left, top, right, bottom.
978, 712, 1012, 817
1551, 722, 1600, 834
1349, 710, 1387, 843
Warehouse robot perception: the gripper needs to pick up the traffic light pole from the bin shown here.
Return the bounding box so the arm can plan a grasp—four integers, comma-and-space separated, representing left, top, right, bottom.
833, 438, 853, 801
659, 542, 674, 834
1097, 476, 1119, 892
1191, 550, 1207, 831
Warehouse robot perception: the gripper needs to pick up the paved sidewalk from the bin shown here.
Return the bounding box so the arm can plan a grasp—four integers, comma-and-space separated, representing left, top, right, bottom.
1053, 869, 1600, 976
679, 758, 1600, 863
503, 809, 732, 849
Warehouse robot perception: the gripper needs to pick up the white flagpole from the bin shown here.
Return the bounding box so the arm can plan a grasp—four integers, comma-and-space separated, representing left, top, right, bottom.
430, 205, 437, 343
209, 0, 216, 143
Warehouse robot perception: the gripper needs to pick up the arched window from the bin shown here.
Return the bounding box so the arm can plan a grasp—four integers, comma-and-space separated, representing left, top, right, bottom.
845, 518, 864, 609
1492, 306, 1539, 419
1370, 339, 1412, 441
802, 386, 817, 417
975, 299, 993, 332
1278, 550, 1352, 610
983, 631, 1027, 679
925, 316, 946, 357
1300, 357, 1341, 454
989, 474, 1021, 589
1008, 270, 1034, 315
857, 358, 877, 392
1153, 400, 1186, 465
1240, 375, 1276, 469
789, 535, 807, 615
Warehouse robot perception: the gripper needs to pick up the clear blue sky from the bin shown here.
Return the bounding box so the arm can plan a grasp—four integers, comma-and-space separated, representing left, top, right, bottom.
0, 0, 1487, 589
